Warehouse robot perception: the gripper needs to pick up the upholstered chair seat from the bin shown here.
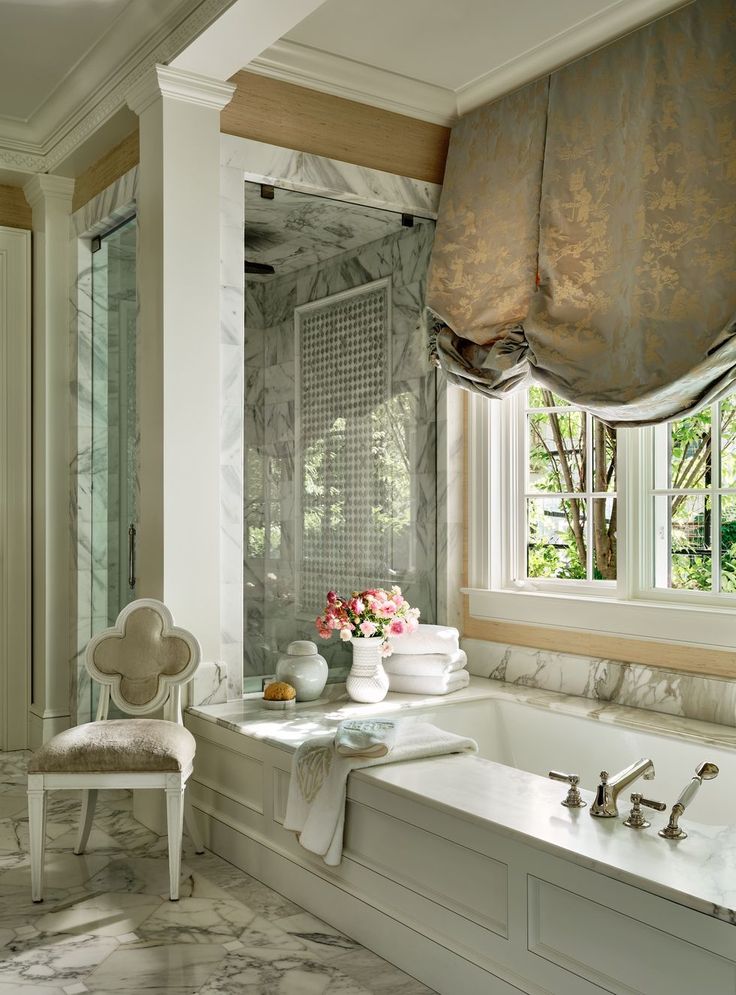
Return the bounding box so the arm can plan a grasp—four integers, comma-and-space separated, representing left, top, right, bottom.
28, 720, 197, 775
27, 599, 204, 903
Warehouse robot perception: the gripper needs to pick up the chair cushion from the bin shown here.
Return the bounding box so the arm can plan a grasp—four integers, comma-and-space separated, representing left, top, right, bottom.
27, 719, 197, 774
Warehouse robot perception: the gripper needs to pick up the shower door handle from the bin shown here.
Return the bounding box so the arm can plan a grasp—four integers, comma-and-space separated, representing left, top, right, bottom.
128, 524, 137, 590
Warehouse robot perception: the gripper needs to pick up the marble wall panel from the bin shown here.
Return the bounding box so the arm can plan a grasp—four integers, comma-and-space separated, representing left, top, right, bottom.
463, 639, 736, 728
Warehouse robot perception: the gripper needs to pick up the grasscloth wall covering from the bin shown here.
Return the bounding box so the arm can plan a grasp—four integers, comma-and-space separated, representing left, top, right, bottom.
428, 0, 736, 427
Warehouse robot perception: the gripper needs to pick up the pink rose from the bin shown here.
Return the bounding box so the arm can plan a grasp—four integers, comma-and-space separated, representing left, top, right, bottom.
353, 598, 365, 614
359, 620, 377, 637
327, 591, 337, 604
389, 619, 406, 636
378, 601, 396, 616
380, 641, 393, 658
339, 627, 352, 641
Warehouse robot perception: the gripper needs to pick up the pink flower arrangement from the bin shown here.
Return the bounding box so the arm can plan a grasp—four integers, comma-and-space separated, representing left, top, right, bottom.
315, 586, 420, 656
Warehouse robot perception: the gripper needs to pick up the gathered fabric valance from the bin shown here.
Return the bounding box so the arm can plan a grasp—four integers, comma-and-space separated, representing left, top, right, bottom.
427, 0, 736, 427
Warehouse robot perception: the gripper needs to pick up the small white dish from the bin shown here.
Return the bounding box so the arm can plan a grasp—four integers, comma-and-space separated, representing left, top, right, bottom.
262, 698, 296, 711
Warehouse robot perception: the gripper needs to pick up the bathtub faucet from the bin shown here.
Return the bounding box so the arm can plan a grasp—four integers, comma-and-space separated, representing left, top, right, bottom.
590, 758, 655, 818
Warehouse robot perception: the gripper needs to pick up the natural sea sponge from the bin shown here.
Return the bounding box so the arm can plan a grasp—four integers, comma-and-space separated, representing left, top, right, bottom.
263, 681, 296, 702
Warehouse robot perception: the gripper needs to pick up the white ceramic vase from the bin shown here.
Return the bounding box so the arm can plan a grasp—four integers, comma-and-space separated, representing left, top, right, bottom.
275, 640, 328, 701
346, 636, 389, 703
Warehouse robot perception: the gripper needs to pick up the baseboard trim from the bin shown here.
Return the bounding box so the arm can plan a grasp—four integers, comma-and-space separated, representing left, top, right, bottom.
27, 709, 71, 749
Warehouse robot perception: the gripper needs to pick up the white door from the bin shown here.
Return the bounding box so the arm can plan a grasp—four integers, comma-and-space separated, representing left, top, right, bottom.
0, 226, 31, 750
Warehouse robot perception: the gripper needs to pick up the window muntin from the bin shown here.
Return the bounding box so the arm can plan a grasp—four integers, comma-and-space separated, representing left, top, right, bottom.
523, 388, 617, 583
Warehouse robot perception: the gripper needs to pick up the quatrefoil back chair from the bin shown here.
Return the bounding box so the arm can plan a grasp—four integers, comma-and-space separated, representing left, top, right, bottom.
27, 598, 205, 902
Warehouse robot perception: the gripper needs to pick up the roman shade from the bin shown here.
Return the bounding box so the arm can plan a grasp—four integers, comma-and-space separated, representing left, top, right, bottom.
427, 0, 736, 426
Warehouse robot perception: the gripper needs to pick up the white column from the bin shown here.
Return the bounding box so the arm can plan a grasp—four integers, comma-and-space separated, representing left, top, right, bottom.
23, 175, 75, 746
126, 67, 235, 658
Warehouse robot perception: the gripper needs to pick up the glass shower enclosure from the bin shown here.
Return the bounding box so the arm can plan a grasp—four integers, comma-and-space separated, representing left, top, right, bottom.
90, 216, 138, 636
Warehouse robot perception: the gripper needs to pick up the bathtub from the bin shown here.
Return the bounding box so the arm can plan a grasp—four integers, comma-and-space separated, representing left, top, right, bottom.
187, 678, 736, 995
391, 690, 736, 827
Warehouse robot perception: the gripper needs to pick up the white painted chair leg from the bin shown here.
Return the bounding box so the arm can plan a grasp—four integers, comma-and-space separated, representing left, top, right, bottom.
75, 789, 98, 855
165, 778, 186, 901
184, 794, 205, 854
27, 775, 47, 903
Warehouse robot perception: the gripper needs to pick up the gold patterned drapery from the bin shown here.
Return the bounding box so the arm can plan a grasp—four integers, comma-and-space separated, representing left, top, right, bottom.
427, 0, 736, 426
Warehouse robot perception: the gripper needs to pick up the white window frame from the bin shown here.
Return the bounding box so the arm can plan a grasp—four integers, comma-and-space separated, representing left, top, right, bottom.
464, 391, 736, 651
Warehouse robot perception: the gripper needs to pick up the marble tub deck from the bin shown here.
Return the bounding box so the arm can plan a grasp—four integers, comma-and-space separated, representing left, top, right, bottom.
0, 751, 434, 995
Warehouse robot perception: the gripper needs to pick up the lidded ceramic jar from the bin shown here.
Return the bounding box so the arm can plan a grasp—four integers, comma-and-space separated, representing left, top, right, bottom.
275, 640, 328, 701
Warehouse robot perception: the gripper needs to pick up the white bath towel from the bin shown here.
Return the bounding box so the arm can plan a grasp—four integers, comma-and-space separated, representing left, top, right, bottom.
389, 623, 460, 656
284, 720, 477, 865
334, 719, 397, 758
383, 649, 467, 677
387, 669, 470, 696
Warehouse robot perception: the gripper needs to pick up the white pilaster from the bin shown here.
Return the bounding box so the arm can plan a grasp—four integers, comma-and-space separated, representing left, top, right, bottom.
125, 66, 234, 660
23, 174, 75, 746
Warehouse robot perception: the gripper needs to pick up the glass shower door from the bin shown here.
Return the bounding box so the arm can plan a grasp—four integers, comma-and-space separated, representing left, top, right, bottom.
90, 216, 138, 636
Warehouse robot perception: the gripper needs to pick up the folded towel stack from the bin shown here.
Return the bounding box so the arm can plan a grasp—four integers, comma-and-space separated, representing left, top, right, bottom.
386, 624, 469, 695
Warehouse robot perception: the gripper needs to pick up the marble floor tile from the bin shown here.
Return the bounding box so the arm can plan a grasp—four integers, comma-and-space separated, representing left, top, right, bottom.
85, 942, 226, 990
197, 947, 374, 995
274, 913, 362, 961
0, 932, 118, 988
328, 947, 437, 994
35, 892, 162, 938
0, 750, 436, 994
0, 984, 66, 994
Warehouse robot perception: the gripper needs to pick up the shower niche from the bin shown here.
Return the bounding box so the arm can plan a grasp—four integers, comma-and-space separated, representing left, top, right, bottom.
243, 183, 437, 682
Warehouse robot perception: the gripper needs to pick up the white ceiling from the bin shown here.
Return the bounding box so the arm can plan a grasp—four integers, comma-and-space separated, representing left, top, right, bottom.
251, 0, 689, 124
0, 0, 132, 121
286, 0, 612, 93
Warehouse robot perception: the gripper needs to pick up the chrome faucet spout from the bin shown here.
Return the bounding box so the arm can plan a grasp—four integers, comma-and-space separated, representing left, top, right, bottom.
590, 758, 655, 818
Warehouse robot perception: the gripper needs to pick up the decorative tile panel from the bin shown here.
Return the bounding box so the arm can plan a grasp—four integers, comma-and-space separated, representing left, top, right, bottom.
296, 280, 390, 613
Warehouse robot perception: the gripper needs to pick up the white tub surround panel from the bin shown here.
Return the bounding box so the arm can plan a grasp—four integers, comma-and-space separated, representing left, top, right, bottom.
69, 166, 138, 727
125, 66, 234, 659
464, 638, 736, 728
24, 175, 76, 747
186, 680, 736, 994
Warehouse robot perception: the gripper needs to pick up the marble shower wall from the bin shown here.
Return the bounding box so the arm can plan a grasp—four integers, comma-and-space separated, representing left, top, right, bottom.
244, 220, 437, 679
464, 638, 736, 727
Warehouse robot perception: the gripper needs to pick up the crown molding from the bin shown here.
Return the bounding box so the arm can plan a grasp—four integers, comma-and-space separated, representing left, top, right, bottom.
126, 65, 235, 117
249, 40, 458, 127
248, 0, 691, 130
454, 0, 690, 115
0, 0, 236, 176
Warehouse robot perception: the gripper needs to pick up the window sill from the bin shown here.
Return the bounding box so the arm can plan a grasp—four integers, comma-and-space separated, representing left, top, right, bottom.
464, 586, 736, 651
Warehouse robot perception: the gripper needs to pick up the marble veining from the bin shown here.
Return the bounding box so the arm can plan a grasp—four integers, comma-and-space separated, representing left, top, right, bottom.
464, 638, 736, 728
0, 751, 434, 994
222, 135, 441, 219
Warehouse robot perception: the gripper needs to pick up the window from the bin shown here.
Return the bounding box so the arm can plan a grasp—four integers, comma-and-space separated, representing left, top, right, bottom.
524, 387, 617, 586
465, 387, 736, 650
653, 397, 736, 594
